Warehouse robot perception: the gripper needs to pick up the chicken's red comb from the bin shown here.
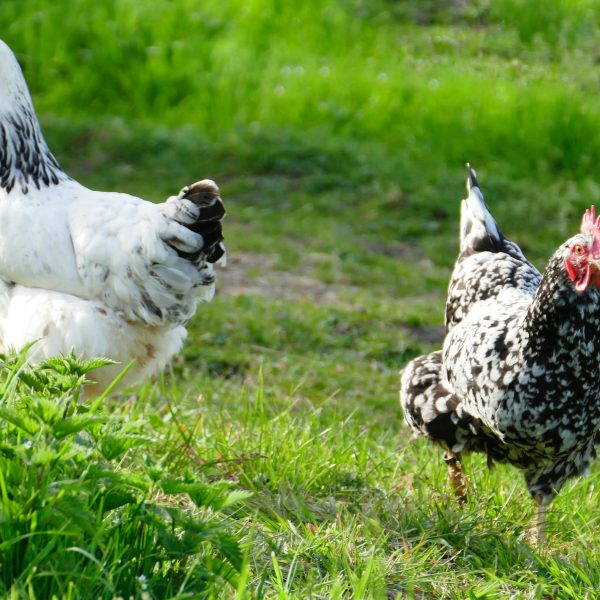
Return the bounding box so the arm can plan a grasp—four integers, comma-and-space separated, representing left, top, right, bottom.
581, 205, 600, 235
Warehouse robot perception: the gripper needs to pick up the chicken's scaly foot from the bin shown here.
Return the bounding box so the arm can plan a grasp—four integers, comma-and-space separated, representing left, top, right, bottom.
443, 450, 467, 505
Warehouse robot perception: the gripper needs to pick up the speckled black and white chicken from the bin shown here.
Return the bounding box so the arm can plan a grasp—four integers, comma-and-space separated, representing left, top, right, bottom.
400, 165, 600, 541
0, 40, 225, 392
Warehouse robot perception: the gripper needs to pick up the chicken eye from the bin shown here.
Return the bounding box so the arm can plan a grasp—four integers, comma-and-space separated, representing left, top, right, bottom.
573, 244, 585, 256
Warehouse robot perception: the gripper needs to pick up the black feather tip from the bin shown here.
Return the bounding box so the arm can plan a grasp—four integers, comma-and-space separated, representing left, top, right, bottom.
466, 163, 480, 191
176, 179, 226, 264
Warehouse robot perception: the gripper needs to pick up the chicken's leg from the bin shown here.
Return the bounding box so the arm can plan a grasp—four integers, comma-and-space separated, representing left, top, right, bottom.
443, 450, 467, 505
534, 497, 549, 545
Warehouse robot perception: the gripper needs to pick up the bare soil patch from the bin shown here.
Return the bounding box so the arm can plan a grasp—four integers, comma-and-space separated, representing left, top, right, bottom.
219, 252, 360, 304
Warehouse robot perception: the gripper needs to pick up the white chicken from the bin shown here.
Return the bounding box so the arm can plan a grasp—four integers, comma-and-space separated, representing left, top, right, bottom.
0, 40, 226, 392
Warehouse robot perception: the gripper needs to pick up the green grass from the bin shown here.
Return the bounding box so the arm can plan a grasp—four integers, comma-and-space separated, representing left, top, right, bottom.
0, 350, 248, 597
1, 0, 600, 597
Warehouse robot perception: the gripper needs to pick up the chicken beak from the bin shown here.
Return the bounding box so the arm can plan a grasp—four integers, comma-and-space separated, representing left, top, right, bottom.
587, 259, 600, 290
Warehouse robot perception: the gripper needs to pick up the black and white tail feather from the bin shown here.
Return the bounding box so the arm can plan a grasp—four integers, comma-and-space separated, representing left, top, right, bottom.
459, 164, 503, 254
445, 164, 541, 330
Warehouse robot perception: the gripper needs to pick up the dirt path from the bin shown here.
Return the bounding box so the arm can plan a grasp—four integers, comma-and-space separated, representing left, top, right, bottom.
219, 252, 361, 304
218, 252, 444, 345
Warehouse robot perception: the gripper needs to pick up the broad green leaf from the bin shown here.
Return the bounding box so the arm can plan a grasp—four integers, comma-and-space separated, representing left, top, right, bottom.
160, 477, 251, 511
85, 466, 150, 491
52, 414, 107, 438
31, 447, 60, 466
93, 486, 140, 512
99, 433, 152, 460
0, 406, 39, 435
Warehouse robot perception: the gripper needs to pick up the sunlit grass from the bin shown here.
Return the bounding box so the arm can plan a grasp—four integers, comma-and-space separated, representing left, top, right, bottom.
1, 0, 600, 597
5, 0, 600, 178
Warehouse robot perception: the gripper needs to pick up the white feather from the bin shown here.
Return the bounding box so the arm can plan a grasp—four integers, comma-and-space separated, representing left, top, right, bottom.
0, 40, 223, 392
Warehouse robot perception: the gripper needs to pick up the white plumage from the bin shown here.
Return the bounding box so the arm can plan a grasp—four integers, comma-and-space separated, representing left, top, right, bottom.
0, 40, 226, 392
